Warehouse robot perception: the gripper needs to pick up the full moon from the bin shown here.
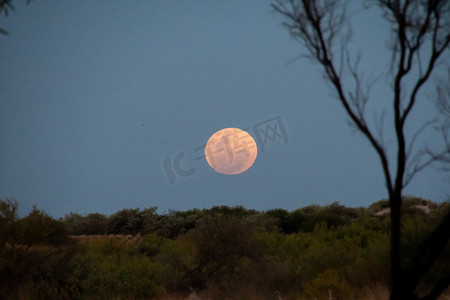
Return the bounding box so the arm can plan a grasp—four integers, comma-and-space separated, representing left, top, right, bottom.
205, 128, 257, 175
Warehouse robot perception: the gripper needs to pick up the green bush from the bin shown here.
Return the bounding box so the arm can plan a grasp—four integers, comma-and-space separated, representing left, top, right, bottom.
1, 197, 447, 299
0, 200, 75, 299
304, 269, 355, 300
69, 235, 169, 299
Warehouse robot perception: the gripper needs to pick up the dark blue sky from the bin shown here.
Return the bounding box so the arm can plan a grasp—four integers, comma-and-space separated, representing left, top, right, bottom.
1, 1, 448, 217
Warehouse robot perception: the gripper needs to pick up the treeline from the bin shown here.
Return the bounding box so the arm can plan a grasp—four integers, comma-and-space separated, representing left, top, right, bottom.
63, 202, 365, 238
1, 197, 449, 299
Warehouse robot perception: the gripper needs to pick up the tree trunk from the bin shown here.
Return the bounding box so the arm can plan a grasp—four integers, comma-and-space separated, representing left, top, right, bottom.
389, 191, 405, 300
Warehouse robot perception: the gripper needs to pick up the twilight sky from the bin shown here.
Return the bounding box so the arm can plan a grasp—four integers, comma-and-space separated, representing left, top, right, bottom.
1, 1, 448, 218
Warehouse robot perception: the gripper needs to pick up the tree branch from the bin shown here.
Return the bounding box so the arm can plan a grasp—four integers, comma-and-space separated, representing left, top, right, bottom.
273, 0, 394, 195
273, 2, 450, 298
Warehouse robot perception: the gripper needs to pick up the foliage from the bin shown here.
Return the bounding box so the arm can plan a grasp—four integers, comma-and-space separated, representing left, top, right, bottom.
107, 208, 144, 235
0, 200, 75, 299
0, 198, 18, 248
69, 235, 169, 299
1, 198, 449, 299
14, 206, 69, 246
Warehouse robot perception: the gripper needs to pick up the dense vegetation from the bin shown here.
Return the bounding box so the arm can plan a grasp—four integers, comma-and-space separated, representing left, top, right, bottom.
1, 197, 449, 299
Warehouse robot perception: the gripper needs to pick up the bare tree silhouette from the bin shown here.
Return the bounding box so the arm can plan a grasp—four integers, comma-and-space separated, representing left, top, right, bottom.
272, 0, 450, 299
